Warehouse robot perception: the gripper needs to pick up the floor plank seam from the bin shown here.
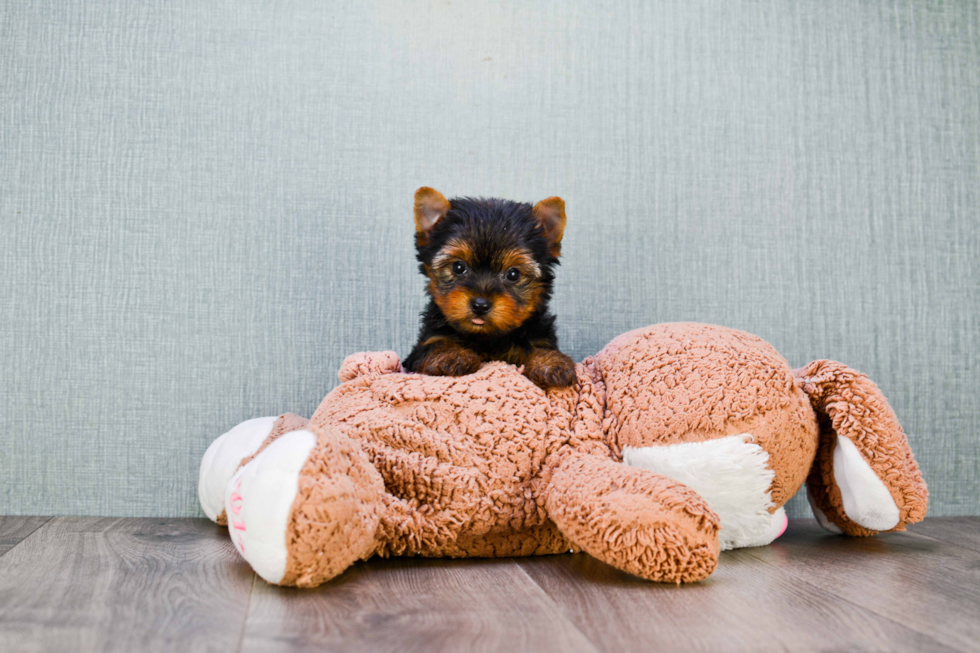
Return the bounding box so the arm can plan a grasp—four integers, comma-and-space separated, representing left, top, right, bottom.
906, 529, 980, 555
512, 560, 604, 653
0, 516, 52, 559
235, 572, 257, 653
740, 546, 967, 653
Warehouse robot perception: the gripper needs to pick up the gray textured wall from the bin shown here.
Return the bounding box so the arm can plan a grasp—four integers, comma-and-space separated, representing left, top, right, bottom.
1, 0, 977, 518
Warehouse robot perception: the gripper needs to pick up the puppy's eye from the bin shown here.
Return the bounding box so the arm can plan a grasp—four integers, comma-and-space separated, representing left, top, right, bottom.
505, 268, 521, 282
451, 261, 467, 275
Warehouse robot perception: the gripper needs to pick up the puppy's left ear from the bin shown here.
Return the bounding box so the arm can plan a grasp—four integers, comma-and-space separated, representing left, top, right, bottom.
532, 197, 566, 258
414, 187, 450, 247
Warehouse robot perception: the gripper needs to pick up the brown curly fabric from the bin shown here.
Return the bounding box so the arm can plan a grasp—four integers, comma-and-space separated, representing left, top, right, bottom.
280, 427, 385, 587
546, 452, 720, 583
593, 323, 819, 508
337, 350, 403, 382
309, 360, 608, 558
798, 360, 928, 535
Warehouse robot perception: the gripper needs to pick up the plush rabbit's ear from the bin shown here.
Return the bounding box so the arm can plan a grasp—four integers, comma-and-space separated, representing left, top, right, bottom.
414, 187, 450, 246
797, 360, 928, 536
532, 196, 566, 258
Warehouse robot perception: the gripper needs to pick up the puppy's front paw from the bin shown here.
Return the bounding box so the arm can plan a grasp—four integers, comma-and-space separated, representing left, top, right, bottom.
418, 345, 484, 377
524, 349, 576, 388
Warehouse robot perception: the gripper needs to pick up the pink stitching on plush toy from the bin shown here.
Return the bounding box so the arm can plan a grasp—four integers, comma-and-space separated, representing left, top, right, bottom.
230, 478, 246, 552
232, 519, 246, 551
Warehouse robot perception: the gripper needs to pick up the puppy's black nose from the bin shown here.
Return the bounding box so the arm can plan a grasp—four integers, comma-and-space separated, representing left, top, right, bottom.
470, 297, 491, 315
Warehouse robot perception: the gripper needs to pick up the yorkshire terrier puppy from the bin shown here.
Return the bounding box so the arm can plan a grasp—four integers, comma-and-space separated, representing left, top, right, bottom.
403, 187, 577, 389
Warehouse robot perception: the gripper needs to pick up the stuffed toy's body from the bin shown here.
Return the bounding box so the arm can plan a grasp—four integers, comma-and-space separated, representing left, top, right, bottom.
198, 323, 927, 587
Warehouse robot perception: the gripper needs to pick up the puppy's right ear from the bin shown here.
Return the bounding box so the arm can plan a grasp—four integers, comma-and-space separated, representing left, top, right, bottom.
414, 187, 450, 246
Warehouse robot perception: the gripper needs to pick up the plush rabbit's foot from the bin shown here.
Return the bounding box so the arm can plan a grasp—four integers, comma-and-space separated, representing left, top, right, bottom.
199, 413, 308, 524
199, 416, 278, 523
547, 453, 721, 583
225, 426, 385, 587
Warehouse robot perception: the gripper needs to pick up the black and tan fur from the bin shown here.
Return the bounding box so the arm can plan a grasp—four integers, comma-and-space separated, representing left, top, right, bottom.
403, 187, 576, 388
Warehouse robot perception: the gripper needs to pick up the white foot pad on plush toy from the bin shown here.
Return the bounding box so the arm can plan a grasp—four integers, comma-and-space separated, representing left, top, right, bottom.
833, 436, 900, 531
198, 416, 279, 522
225, 429, 316, 584
624, 434, 786, 550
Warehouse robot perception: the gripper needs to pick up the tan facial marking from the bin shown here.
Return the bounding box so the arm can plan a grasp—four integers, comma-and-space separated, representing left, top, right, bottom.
433, 287, 475, 326
427, 243, 544, 336
430, 239, 476, 286
497, 248, 541, 279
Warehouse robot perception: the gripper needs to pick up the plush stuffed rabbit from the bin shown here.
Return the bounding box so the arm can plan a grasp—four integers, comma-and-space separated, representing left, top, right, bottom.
199, 323, 927, 587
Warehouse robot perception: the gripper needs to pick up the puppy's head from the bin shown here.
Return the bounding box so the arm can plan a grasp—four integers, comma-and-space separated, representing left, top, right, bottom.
413, 187, 566, 338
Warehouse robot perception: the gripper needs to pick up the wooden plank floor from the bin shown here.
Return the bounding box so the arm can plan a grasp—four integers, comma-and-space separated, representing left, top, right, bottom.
0, 517, 976, 653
